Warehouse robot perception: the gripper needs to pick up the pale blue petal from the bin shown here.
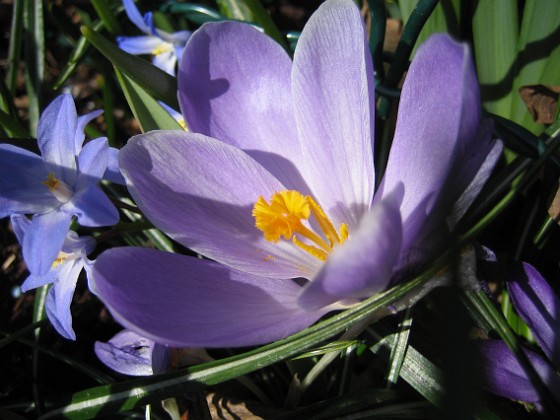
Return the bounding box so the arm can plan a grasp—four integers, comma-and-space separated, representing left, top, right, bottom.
117, 35, 162, 55
74, 109, 103, 153
152, 50, 176, 75
24, 211, 72, 276
123, 0, 150, 33
66, 184, 119, 227
75, 137, 109, 191
37, 94, 78, 186
103, 147, 126, 185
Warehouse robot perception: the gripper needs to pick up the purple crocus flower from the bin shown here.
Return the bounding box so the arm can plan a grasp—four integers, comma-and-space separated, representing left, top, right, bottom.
11, 214, 95, 340
95, 329, 169, 376
117, 0, 191, 75
477, 263, 560, 408
0, 94, 119, 276
91, 0, 501, 347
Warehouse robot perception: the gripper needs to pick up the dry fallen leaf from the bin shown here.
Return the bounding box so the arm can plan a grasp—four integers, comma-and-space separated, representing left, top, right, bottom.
519, 84, 560, 124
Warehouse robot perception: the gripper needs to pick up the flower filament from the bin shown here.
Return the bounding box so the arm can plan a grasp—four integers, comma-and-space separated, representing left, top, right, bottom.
253, 190, 348, 261
43, 172, 73, 203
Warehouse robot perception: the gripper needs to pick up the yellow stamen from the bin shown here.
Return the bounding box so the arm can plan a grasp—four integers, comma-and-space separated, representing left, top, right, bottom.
52, 252, 70, 268
42, 172, 60, 191
253, 190, 348, 261
152, 43, 172, 56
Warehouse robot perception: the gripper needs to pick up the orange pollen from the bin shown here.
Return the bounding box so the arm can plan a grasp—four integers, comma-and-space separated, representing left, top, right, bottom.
252, 190, 348, 261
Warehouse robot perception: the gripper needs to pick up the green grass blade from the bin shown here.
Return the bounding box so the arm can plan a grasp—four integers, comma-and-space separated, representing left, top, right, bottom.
115, 68, 182, 133
0, 108, 29, 138
6, 0, 24, 95
91, 0, 122, 34
472, 0, 518, 118
81, 25, 179, 110
23, 0, 44, 136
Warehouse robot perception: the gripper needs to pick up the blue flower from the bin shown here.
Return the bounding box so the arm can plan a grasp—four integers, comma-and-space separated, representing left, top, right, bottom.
117, 0, 191, 75
0, 94, 119, 276
11, 214, 95, 340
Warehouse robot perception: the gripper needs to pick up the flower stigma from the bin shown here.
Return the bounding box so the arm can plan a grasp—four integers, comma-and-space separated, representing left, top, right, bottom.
43, 172, 73, 203
253, 190, 348, 261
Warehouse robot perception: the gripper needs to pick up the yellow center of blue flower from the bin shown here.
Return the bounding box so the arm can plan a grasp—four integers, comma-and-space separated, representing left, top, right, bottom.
252, 190, 348, 261
52, 252, 69, 268
42, 172, 72, 203
152, 43, 172, 56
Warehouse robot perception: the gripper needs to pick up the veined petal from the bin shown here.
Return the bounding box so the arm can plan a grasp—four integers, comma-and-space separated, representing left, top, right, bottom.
44, 258, 84, 340
120, 131, 321, 278
74, 109, 103, 153
0, 144, 57, 217
76, 138, 109, 191
24, 211, 72, 275
377, 34, 481, 249
117, 35, 163, 55
292, 0, 375, 227
123, 0, 151, 33
508, 263, 560, 368
178, 22, 306, 192
298, 185, 403, 310
37, 94, 78, 186
66, 184, 119, 227
103, 147, 126, 185
476, 340, 560, 404
91, 248, 329, 347
94, 330, 168, 376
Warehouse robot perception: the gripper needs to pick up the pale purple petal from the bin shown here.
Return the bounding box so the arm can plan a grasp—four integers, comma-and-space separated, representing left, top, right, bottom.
94, 330, 169, 376
477, 340, 560, 404
74, 109, 103, 153
123, 0, 150, 33
377, 34, 481, 249
0, 145, 57, 217
24, 211, 73, 276
178, 21, 306, 192
66, 184, 119, 227
37, 94, 78, 186
117, 35, 162, 55
119, 131, 320, 278
298, 185, 403, 310
91, 247, 329, 348
508, 263, 560, 368
44, 257, 85, 340
291, 0, 375, 227
75, 138, 109, 191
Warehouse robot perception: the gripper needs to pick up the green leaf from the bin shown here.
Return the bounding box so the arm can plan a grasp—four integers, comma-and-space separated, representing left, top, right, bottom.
115, 68, 182, 133
0, 108, 29, 138
161, 3, 223, 25
472, 0, 518, 118
6, 0, 24, 95
91, 0, 122, 34
216, 0, 288, 50
81, 25, 179, 110
510, 0, 560, 133
23, 0, 44, 136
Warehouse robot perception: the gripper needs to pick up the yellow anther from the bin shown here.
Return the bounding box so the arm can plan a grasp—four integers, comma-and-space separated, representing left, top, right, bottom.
43, 172, 60, 192
52, 252, 70, 268
152, 43, 172, 56
253, 190, 348, 261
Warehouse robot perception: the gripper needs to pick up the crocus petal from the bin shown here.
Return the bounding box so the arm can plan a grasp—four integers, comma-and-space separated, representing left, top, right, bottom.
291, 0, 375, 227
0, 144, 57, 217
103, 147, 126, 185
74, 109, 103, 153
152, 50, 177, 75
94, 330, 168, 376
67, 184, 119, 227
24, 211, 73, 276
508, 263, 560, 368
178, 21, 306, 192
91, 247, 329, 347
298, 185, 403, 310
123, 0, 150, 33
44, 258, 84, 340
120, 131, 320, 278
117, 35, 163, 55
476, 340, 560, 404
37, 94, 78, 186
377, 34, 481, 249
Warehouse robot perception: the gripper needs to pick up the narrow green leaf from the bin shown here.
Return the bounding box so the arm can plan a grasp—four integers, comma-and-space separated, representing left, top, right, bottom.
0, 107, 29, 138
6, 0, 24, 95
510, 0, 560, 133
115, 68, 182, 133
81, 25, 179, 110
216, 0, 288, 50
92, 0, 122, 34
161, 3, 223, 25
23, 0, 44, 136
385, 307, 413, 387
472, 0, 518, 118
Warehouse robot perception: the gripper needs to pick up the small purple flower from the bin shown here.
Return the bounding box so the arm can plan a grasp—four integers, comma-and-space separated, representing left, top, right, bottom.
0, 94, 119, 276
95, 330, 169, 376
91, 0, 501, 348
477, 263, 560, 408
11, 214, 95, 340
117, 0, 191, 75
